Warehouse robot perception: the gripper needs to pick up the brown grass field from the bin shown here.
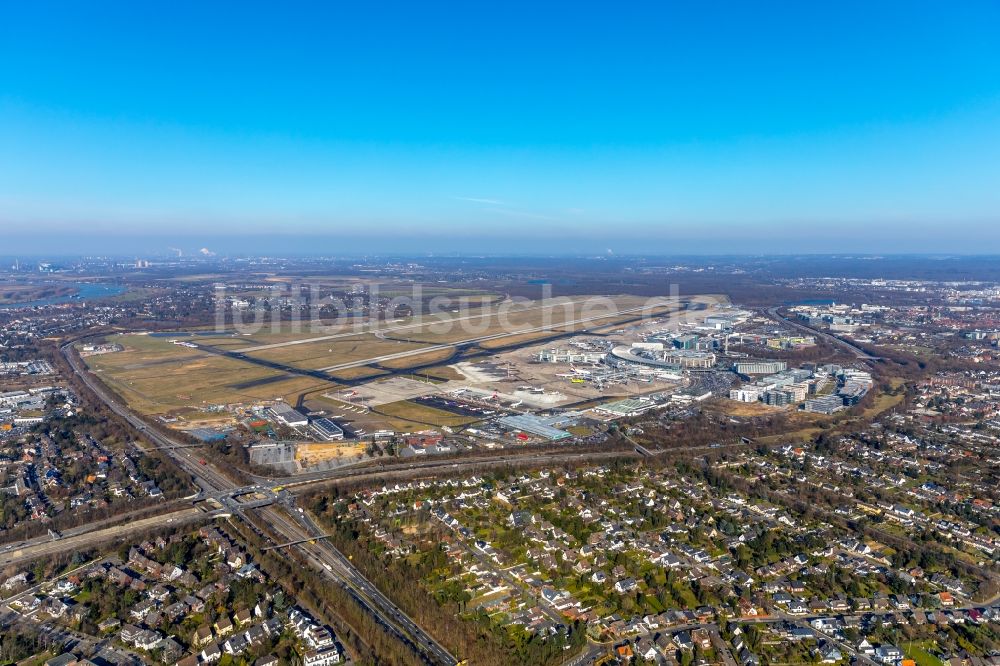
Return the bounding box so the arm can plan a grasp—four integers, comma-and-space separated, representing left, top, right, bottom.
327, 366, 389, 381
373, 400, 482, 428
377, 347, 457, 369
244, 335, 428, 368
477, 330, 565, 350
295, 442, 366, 464
81, 335, 334, 415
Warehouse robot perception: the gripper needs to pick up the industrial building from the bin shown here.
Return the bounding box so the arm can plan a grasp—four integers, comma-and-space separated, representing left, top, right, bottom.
498, 413, 574, 441
310, 417, 345, 441
766, 336, 815, 349
267, 402, 308, 428
702, 313, 747, 330
595, 398, 658, 417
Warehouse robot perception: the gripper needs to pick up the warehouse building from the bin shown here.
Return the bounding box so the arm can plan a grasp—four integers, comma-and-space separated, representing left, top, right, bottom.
595, 398, 658, 417
267, 402, 308, 428
498, 413, 574, 441
310, 418, 345, 441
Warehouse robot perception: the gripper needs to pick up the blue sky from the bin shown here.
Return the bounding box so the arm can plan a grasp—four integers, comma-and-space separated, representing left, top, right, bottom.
2, 1, 999, 255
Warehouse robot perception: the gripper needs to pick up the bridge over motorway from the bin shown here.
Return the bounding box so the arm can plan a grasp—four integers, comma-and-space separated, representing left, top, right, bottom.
59, 341, 459, 666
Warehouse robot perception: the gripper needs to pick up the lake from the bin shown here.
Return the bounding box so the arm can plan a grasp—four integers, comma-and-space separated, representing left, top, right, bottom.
0, 282, 126, 309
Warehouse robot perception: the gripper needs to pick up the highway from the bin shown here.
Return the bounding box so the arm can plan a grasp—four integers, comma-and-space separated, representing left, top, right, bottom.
270, 435, 752, 489
13, 340, 1000, 665
60, 341, 458, 665
0, 506, 207, 568
258, 503, 457, 664
766, 306, 879, 360
52, 333, 818, 665
7, 339, 745, 572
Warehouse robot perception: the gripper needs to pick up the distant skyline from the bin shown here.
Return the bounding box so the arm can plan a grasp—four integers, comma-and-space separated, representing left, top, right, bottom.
2, 1, 1000, 255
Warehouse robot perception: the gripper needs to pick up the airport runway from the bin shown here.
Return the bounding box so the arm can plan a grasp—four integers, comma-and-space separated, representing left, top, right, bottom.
234, 296, 600, 353
315, 299, 679, 372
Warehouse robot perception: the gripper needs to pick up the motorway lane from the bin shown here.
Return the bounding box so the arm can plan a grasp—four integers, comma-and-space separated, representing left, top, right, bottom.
258, 504, 458, 665
273, 437, 747, 495
0, 499, 186, 553
276, 450, 642, 489
63, 342, 235, 493
49, 338, 1000, 666
61, 341, 457, 665
766, 307, 878, 360
0, 507, 206, 568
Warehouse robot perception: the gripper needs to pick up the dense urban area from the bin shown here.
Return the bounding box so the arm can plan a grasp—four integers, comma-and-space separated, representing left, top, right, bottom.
2, 254, 1000, 666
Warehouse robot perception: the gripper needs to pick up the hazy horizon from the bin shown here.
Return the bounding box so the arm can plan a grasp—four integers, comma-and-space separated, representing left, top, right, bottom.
6, 231, 1000, 259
